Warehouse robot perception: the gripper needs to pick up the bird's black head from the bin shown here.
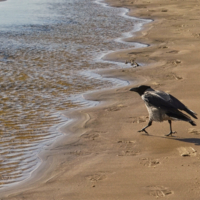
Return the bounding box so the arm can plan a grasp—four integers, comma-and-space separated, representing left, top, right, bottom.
130, 85, 151, 96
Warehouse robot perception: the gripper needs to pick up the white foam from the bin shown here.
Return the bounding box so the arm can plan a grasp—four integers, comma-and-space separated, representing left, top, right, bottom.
94, 0, 152, 66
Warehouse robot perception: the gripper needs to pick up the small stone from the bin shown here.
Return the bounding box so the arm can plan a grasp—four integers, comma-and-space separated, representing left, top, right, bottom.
181, 153, 190, 157
135, 62, 140, 67
175, 59, 181, 64
130, 59, 135, 65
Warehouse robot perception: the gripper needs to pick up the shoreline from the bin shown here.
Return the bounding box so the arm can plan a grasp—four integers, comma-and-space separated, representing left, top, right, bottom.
2, 0, 200, 199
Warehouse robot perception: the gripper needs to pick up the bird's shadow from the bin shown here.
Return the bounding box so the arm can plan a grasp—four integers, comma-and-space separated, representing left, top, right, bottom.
141, 132, 200, 146
170, 137, 200, 146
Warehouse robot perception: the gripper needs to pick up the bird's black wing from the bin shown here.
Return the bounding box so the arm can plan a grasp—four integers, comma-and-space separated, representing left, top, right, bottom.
168, 93, 197, 119
143, 91, 176, 110
143, 91, 197, 119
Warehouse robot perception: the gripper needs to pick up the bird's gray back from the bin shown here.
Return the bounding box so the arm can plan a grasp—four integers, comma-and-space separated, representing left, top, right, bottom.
143, 90, 185, 110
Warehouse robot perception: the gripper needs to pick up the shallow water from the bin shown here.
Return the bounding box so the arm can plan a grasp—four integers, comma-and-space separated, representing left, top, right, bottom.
0, 0, 147, 187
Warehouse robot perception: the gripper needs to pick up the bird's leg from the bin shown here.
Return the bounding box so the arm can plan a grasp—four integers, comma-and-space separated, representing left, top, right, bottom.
166, 120, 177, 136
138, 120, 152, 134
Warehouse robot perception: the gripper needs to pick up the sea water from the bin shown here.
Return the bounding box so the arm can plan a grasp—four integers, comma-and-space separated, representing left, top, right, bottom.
0, 0, 147, 187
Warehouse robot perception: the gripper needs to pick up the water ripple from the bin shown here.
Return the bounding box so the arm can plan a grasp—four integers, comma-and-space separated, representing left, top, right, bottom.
0, 0, 151, 188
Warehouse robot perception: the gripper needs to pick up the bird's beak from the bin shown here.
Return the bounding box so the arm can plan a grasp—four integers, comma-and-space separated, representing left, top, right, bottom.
130, 87, 138, 92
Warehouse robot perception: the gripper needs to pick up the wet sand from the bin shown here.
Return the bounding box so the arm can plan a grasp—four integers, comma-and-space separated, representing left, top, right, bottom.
0, 0, 139, 188
2, 0, 200, 199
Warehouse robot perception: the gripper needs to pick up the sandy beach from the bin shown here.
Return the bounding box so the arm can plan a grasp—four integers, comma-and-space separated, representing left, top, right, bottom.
1, 0, 200, 199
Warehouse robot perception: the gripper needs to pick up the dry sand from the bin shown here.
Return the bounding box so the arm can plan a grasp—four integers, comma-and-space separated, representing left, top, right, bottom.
1, 0, 200, 199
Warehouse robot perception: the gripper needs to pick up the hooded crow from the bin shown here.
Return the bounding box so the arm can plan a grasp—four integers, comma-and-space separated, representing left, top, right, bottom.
130, 85, 197, 136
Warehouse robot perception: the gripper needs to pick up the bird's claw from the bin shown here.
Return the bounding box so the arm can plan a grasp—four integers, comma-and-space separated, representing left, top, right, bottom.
138, 129, 149, 135
165, 131, 177, 137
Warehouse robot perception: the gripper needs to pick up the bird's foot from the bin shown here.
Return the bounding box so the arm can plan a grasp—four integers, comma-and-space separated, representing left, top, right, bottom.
138, 129, 149, 135
165, 131, 177, 137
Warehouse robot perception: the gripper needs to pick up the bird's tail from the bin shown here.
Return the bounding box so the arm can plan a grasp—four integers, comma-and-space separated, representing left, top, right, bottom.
185, 108, 198, 119
166, 110, 197, 126
189, 120, 196, 126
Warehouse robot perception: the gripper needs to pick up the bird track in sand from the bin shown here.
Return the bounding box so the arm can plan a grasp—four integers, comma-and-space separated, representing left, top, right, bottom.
117, 139, 139, 156
147, 185, 174, 198
177, 147, 197, 157
126, 116, 148, 123
140, 158, 160, 167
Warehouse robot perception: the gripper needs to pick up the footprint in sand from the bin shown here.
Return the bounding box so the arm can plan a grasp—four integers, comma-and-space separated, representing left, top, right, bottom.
172, 73, 183, 80
140, 158, 160, 167
188, 128, 200, 135
118, 150, 140, 156
117, 140, 136, 144
165, 72, 182, 80
161, 9, 168, 12
192, 33, 200, 38
159, 45, 168, 49
126, 116, 148, 123
177, 147, 197, 157
87, 173, 107, 182
147, 186, 173, 198
86, 171, 115, 183
105, 104, 126, 112
69, 150, 91, 156
81, 132, 100, 140
117, 140, 139, 156
166, 50, 179, 54
117, 140, 136, 151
